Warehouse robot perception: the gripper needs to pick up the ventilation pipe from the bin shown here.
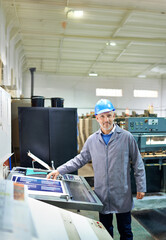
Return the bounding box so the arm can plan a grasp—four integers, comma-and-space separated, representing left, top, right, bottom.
29, 67, 36, 98
29, 68, 45, 107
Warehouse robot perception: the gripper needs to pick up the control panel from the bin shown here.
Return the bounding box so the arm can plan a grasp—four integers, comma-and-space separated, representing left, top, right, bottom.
57, 174, 81, 182
125, 117, 166, 133
8, 167, 103, 211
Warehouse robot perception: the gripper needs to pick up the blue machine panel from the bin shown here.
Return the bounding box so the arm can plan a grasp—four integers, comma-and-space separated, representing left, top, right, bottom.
125, 117, 166, 152
125, 117, 166, 133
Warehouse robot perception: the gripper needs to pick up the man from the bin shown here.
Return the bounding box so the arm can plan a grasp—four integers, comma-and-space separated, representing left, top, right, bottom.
47, 99, 146, 239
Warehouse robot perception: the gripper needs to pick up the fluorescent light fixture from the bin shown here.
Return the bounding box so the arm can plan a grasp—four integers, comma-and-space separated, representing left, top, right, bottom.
109, 42, 116, 46
66, 9, 84, 18
89, 72, 98, 77
73, 10, 83, 17
134, 90, 158, 98
106, 42, 116, 46
96, 88, 122, 97
138, 75, 146, 78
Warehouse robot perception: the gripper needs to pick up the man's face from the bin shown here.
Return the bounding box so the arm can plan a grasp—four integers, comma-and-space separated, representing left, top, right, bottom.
96, 111, 115, 133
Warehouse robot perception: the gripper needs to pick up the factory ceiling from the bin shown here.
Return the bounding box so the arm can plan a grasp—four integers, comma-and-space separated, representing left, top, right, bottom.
3, 0, 166, 79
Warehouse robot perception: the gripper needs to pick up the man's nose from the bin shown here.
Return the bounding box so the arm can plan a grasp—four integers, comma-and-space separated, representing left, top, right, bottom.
104, 116, 109, 121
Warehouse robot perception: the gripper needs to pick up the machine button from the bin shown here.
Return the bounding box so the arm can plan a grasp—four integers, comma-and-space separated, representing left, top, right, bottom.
130, 122, 134, 127
69, 175, 74, 180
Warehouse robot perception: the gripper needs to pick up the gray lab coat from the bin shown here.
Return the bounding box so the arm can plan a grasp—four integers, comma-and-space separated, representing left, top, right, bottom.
57, 125, 146, 214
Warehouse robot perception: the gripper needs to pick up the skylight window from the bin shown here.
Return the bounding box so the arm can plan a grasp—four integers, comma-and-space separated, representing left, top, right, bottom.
96, 88, 122, 97
134, 90, 158, 98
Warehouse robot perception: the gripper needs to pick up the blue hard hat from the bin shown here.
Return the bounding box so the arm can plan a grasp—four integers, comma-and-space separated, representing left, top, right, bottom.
95, 99, 115, 115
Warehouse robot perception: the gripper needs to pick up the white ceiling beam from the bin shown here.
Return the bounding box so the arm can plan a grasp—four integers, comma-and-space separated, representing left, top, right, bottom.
4, 0, 166, 14
112, 11, 132, 37
20, 32, 166, 44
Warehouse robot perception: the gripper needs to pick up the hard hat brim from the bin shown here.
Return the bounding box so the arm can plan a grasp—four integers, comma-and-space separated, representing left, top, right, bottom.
95, 108, 115, 115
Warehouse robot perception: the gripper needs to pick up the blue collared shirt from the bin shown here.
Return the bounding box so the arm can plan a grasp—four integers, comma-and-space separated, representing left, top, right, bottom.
101, 125, 116, 145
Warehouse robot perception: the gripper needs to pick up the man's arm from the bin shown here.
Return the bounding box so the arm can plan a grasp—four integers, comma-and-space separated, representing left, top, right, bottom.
129, 135, 146, 199
47, 138, 91, 179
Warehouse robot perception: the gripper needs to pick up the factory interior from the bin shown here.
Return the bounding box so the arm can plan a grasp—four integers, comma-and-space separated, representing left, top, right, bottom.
1, 0, 166, 239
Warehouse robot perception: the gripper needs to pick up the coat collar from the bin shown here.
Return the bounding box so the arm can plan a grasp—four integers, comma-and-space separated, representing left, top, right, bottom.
96, 124, 122, 135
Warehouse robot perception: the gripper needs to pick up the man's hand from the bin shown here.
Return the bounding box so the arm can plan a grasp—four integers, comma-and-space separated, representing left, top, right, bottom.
47, 170, 60, 180
136, 192, 145, 199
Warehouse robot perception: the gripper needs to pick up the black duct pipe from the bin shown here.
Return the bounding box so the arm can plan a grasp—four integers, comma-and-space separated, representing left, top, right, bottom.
29, 67, 36, 97
29, 67, 45, 107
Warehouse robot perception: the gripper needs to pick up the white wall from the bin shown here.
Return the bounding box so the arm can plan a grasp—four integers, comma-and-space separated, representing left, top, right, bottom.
0, 87, 11, 159
22, 71, 166, 117
0, 1, 23, 97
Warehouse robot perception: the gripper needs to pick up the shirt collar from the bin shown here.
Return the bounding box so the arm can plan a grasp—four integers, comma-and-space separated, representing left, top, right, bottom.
100, 124, 116, 135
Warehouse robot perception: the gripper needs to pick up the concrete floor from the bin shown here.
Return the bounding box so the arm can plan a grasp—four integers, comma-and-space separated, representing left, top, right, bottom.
77, 163, 166, 240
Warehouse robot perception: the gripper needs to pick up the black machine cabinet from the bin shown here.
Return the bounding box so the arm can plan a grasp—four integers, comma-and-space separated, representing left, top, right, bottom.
18, 107, 77, 170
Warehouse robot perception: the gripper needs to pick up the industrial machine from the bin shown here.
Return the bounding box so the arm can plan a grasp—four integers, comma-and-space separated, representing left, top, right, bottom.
29, 198, 113, 240
8, 166, 103, 212
1, 155, 111, 240
0, 178, 111, 240
18, 107, 78, 170
125, 117, 166, 193
125, 117, 166, 153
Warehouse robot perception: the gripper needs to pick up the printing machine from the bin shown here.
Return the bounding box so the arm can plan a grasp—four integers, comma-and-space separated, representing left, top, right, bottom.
125, 117, 166, 153
125, 117, 166, 193
1, 155, 112, 240
125, 118, 166, 239
0, 178, 112, 240
8, 166, 103, 212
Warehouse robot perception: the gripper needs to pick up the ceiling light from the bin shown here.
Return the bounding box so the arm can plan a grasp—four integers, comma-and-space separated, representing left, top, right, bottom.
109, 42, 116, 46
89, 72, 98, 77
106, 42, 116, 46
66, 8, 84, 18
138, 75, 146, 78
73, 10, 83, 18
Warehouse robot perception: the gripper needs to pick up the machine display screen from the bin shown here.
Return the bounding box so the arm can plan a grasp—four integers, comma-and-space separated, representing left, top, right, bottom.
148, 119, 158, 125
